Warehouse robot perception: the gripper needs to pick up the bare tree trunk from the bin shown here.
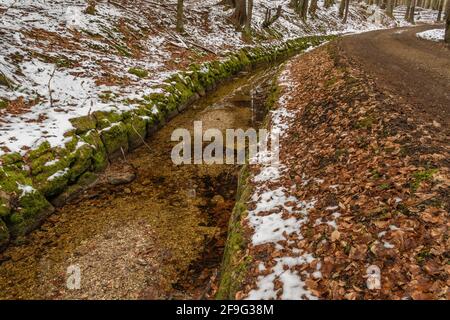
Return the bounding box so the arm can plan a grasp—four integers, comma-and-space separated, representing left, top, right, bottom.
343, 0, 350, 23
244, 0, 253, 35
437, 0, 443, 21
301, 0, 309, 21
309, 0, 319, 16
324, 0, 335, 8
231, 0, 247, 29
291, 0, 309, 20
405, 0, 412, 20
408, 0, 416, 23
339, 0, 346, 18
176, 0, 184, 33
263, 5, 282, 27
386, 0, 394, 17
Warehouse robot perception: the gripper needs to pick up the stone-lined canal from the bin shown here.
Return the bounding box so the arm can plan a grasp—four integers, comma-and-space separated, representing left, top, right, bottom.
0, 65, 280, 299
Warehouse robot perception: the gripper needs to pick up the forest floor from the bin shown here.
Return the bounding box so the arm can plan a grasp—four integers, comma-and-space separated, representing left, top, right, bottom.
242, 25, 449, 300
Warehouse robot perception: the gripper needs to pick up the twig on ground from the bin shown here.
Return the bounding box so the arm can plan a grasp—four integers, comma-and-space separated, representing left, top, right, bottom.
48, 67, 56, 108
131, 122, 152, 153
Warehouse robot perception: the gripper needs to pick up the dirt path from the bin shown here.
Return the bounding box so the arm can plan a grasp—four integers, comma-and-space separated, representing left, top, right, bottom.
236, 27, 449, 300
339, 25, 450, 127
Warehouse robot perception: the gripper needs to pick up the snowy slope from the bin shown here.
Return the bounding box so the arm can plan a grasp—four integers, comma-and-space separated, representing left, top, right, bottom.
0, 0, 437, 155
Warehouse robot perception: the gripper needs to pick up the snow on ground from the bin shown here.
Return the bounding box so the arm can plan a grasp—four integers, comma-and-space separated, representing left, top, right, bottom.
245, 62, 319, 300
0, 0, 437, 156
416, 28, 445, 42
393, 5, 440, 27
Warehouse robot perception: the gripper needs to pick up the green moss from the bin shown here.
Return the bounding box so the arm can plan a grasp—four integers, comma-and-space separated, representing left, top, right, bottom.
77, 171, 98, 186
216, 166, 252, 299
125, 115, 147, 150
68, 144, 94, 182
30, 152, 56, 176
100, 122, 129, 159
32, 160, 70, 198
80, 131, 108, 172
115, 44, 131, 57
28, 141, 52, 161
410, 169, 438, 191
0, 166, 32, 194
56, 57, 74, 68
7, 188, 54, 237
357, 116, 375, 129
99, 91, 115, 103
51, 171, 98, 207
416, 249, 432, 264
165, 76, 194, 108
93, 111, 123, 130
0, 152, 23, 166
69, 115, 97, 134
378, 183, 391, 190
0, 99, 8, 109
128, 67, 148, 78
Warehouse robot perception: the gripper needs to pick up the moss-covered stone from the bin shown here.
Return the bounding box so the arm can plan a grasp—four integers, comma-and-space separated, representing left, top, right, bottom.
125, 115, 147, 150
0, 152, 23, 166
69, 115, 97, 134
68, 144, 94, 182
33, 163, 70, 198
216, 166, 252, 299
7, 188, 54, 237
28, 141, 52, 161
93, 111, 123, 130
100, 122, 129, 160
80, 130, 109, 172
0, 165, 31, 194
51, 171, 98, 207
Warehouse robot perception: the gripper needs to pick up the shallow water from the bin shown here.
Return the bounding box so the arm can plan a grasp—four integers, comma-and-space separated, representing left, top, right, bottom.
0, 65, 280, 299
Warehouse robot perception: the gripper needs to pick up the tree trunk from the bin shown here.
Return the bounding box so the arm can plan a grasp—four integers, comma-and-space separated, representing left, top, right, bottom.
309, 0, 319, 16
339, 0, 346, 18
301, 0, 309, 21
343, 0, 350, 23
263, 5, 282, 28
324, 0, 335, 8
386, 0, 394, 18
231, 0, 247, 29
437, 0, 443, 21
176, 0, 184, 33
405, 0, 411, 20
408, 0, 416, 23
244, 0, 253, 35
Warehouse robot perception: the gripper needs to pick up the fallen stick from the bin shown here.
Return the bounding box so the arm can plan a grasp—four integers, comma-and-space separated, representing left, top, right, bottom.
48, 67, 56, 108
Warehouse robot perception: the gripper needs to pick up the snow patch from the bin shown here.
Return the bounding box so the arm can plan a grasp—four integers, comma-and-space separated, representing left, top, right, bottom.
416, 28, 445, 42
